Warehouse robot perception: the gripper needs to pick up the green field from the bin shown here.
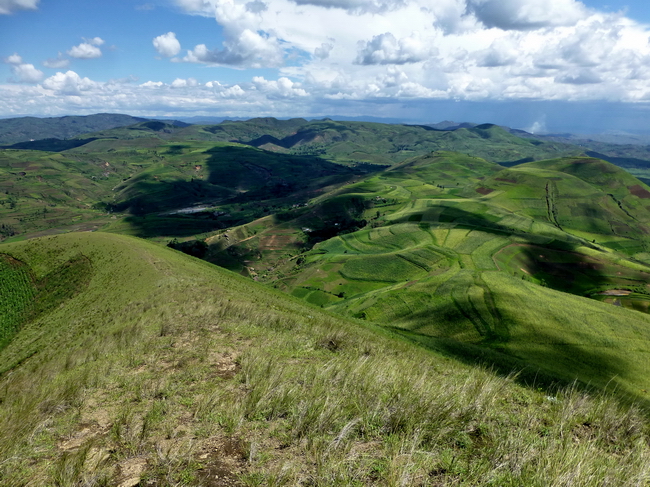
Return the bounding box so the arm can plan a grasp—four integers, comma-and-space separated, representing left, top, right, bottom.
227, 152, 650, 398
0, 232, 649, 485
3, 117, 650, 484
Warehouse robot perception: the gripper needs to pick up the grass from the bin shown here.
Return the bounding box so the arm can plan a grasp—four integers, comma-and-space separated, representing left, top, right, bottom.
0, 253, 36, 349
4, 123, 650, 482
235, 152, 650, 400
1, 232, 650, 485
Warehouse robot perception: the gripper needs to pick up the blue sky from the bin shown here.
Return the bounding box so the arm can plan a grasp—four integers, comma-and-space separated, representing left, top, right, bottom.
1, 0, 650, 133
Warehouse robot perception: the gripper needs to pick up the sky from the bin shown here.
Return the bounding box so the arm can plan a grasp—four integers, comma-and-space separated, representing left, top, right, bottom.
1, 0, 650, 133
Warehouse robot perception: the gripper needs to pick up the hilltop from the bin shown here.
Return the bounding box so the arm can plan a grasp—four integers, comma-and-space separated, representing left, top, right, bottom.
0, 114, 189, 146
0, 231, 649, 485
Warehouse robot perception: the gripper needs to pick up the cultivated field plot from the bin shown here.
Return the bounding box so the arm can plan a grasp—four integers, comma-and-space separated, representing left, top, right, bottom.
258, 152, 650, 398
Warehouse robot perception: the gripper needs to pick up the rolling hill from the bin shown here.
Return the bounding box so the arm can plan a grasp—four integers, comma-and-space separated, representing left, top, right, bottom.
0, 117, 583, 242
0, 114, 157, 145
4, 117, 650, 484
204, 152, 650, 397
1, 232, 649, 485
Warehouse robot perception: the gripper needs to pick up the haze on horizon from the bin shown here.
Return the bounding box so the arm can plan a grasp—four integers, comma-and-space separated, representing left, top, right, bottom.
1, 0, 650, 134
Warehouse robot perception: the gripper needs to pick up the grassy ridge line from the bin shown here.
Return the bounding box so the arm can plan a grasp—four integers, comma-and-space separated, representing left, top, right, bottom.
0, 232, 649, 485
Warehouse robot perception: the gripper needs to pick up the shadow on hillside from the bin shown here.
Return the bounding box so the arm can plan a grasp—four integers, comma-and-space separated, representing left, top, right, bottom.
105, 145, 379, 239
350, 204, 650, 405
388, 324, 648, 407
438, 205, 650, 296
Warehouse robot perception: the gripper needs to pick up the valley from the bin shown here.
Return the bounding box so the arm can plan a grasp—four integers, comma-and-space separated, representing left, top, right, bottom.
2, 115, 650, 484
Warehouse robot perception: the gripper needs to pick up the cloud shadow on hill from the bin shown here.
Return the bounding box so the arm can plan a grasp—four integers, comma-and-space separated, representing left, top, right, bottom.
104, 145, 380, 238
331, 204, 650, 405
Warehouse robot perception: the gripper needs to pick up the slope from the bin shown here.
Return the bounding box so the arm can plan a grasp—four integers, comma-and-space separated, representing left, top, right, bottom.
210, 153, 650, 398
1, 232, 649, 485
0, 139, 376, 240
0, 114, 154, 145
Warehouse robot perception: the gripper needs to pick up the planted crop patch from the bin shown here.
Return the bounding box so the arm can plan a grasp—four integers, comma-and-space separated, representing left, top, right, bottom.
0, 254, 36, 350
341, 254, 427, 282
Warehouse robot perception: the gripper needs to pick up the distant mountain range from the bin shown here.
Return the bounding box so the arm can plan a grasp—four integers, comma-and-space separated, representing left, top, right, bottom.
0, 113, 189, 145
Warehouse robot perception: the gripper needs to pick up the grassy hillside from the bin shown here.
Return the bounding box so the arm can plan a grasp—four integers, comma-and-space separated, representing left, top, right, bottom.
202, 153, 650, 399
0, 139, 374, 240
0, 118, 605, 241
0, 114, 154, 145
170, 119, 580, 166
1, 232, 649, 485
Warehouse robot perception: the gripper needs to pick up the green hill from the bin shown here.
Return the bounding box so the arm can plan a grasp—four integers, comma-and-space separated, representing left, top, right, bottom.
0, 114, 156, 145
0, 139, 375, 240
201, 153, 650, 399
1, 231, 649, 485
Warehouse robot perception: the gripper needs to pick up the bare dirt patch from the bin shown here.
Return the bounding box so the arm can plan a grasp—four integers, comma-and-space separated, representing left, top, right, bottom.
629, 185, 650, 199
214, 352, 241, 380
495, 177, 517, 184
597, 290, 632, 296
196, 437, 247, 486
259, 234, 297, 251
476, 187, 493, 195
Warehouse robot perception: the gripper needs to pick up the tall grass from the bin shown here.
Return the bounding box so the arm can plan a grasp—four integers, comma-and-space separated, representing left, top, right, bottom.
0, 232, 649, 485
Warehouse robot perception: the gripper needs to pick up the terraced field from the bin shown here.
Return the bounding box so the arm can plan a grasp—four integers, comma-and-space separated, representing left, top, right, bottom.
198, 152, 650, 394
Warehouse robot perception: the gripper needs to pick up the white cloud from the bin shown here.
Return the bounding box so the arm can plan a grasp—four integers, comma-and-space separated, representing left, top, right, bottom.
153, 32, 182, 57
314, 41, 334, 60
67, 39, 104, 59
356, 32, 436, 65
252, 76, 307, 97
43, 53, 70, 69
10, 62, 44, 83
5, 53, 23, 65
177, 0, 284, 68
555, 70, 602, 85
221, 84, 247, 97
466, 0, 589, 31
0, 0, 38, 15
290, 0, 406, 15
175, 0, 215, 16
171, 77, 199, 87
3, 0, 650, 118
182, 29, 283, 68
4, 53, 43, 83
42, 70, 97, 95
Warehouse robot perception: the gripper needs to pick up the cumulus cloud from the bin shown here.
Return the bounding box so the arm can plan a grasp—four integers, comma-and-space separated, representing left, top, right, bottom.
177, 0, 283, 68
42, 70, 97, 95
10, 62, 44, 83
182, 30, 283, 67
67, 38, 105, 59
245, 0, 267, 12
43, 53, 70, 69
0, 0, 39, 15
4, 0, 650, 117
466, 0, 588, 31
171, 77, 199, 88
356, 32, 436, 65
555, 70, 602, 85
4, 53, 43, 83
475, 39, 518, 67
252, 76, 307, 97
314, 41, 334, 60
5, 53, 23, 65
224, 85, 247, 97
291, 0, 406, 15
153, 32, 181, 57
